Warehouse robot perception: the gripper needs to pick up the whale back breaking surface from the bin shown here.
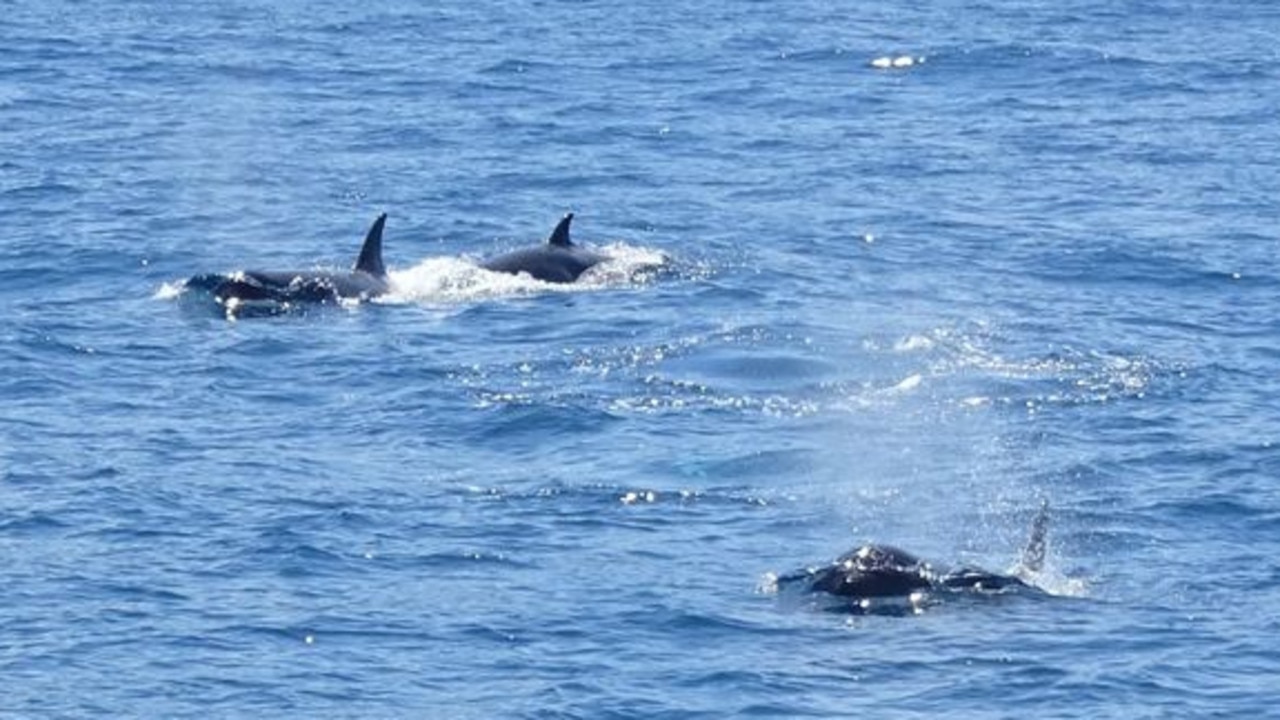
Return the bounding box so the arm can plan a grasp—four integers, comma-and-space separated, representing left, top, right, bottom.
184, 214, 390, 316
480, 213, 607, 284
779, 543, 933, 599
777, 504, 1053, 611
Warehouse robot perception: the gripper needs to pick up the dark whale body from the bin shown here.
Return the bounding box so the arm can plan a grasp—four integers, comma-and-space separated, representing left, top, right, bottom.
778, 502, 1049, 611
185, 214, 390, 311
481, 213, 606, 284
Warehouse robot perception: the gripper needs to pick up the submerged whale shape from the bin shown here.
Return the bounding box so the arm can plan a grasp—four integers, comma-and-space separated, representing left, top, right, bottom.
481, 213, 607, 284
185, 214, 390, 309
777, 502, 1050, 611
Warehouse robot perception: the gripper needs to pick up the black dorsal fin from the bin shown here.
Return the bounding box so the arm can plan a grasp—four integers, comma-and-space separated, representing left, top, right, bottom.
354, 213, 388, 276
547, 213, 574, 248
1020, 499, 1049, 573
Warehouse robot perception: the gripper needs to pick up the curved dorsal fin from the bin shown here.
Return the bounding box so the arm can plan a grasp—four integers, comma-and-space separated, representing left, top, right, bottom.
1019, 499, 1049, 573
547, 212, 574, 248
354, 213, 388, 276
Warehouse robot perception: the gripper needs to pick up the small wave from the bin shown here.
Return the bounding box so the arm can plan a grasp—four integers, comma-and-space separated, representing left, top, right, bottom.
2, 181, 81, 199
608, 377, 821, 418
458, 481, 779, 513
885, 373, 923, 394
870, 55, 926, 70
478, 58, 556, 75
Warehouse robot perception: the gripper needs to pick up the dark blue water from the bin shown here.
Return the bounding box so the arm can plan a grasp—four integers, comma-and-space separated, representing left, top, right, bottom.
4, 1, 1279, 716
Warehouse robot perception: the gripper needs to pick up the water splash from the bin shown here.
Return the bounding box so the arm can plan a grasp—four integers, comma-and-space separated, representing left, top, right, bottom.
383, 242, 669, 306
153, 281, 185, 300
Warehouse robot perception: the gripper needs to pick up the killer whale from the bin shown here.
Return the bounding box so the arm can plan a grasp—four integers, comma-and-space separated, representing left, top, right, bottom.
185, 213, 390, 309
776, 501, 1050, 611
481, 213, 607, 284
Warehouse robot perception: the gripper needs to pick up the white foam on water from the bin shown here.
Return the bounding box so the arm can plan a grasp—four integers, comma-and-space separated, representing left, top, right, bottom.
382, 243, 669, 306
871, 55, 926, 69
1013, 562, 1091, 599
153, 281, 186, 300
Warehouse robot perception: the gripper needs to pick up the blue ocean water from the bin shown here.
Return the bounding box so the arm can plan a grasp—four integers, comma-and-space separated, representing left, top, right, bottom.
3, 0, 1279, 716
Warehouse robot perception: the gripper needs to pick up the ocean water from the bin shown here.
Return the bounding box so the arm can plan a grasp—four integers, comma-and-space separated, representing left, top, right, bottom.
3, 1, 1279, 716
